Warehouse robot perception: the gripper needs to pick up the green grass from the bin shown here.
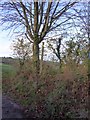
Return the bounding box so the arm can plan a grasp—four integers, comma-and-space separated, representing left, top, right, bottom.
2, 63, 16, 79
1, 63, 17, 93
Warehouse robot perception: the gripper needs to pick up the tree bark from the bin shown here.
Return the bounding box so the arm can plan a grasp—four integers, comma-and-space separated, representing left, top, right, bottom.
40, 42, 44, 74
59, 59, 62, 72
33, 41, 40, 75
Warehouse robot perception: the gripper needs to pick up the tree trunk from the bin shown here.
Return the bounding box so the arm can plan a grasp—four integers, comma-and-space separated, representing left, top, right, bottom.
32, 41, 40, 117
59, 58, 62, 73
40, 42, 44, 74
33, 41, 40, 75
88, 39, 90, 120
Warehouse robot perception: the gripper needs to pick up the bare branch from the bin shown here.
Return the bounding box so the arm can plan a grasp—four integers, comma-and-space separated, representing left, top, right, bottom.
34, 2, 38, 34
20, 2, 34, 40
40, 2, 52, 41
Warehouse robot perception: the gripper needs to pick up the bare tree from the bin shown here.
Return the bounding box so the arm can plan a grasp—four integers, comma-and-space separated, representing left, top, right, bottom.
0, 0, 78, 74
47, 37, 62, 71
11, 38, 32, 70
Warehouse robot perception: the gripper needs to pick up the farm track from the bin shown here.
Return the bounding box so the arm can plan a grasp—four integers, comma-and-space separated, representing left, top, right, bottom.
2, 95, 24, 119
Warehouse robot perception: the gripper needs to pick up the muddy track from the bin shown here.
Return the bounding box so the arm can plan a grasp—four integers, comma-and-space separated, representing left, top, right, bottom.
2, 95, 25, 119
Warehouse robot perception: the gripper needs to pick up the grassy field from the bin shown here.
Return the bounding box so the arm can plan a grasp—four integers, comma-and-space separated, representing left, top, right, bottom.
2, 63, 16, 77
2, 63, 17, 93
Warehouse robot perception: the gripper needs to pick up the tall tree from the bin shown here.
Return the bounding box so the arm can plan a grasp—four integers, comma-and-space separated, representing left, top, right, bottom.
0, 1, 78, 74
88, 1, 90, 118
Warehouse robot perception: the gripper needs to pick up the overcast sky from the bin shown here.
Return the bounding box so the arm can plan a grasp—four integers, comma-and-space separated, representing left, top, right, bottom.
0, 28, 13, 57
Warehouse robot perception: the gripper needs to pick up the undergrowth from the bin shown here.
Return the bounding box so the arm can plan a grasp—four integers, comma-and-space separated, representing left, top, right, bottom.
2, 61, 88, 118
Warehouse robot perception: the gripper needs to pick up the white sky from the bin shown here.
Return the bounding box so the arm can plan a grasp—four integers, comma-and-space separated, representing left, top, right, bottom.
0, 29, 13, 57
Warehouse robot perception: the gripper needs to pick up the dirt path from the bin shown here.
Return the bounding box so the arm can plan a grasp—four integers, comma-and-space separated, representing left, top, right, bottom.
2, 95, 24, 119
2, 95, 88, 119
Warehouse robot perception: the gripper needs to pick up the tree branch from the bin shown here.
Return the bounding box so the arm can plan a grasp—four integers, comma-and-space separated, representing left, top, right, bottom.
20, 2, 34, 40
40, 2, 52, 41
34, 2, 38, 34
53, 2, 77, 20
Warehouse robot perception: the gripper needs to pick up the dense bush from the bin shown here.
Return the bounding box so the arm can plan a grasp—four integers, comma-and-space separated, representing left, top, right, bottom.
2, 60, 88, 118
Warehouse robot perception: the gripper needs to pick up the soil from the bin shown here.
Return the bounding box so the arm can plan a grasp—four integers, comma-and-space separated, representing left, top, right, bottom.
2, 95, 24, 119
